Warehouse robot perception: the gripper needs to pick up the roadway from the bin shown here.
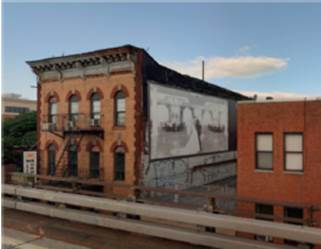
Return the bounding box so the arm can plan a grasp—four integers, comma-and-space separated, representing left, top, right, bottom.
3, 209, 208, 249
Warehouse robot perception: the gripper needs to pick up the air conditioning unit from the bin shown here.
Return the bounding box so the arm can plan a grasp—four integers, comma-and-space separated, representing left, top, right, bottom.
90, 119, 100, 127
42, 123, 50, 131
68, 120, 75, 129
42, 122, 56, 131
48, 123, 56, 131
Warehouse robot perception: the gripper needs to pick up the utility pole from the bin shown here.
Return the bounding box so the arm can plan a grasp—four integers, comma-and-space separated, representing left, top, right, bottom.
202, 60, 205, 81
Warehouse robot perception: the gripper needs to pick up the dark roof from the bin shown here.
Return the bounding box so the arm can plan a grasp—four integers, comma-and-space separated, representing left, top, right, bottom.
26, 44, 248, 101
142, 51, 248, 101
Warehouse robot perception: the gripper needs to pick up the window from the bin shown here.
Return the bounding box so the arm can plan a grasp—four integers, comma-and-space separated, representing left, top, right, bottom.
5, 106, 30, 113
284, 206, 303, 224
255, 203, 274, 242
69, 95, 79, 122
48, 97, 57, 124
284, 207, 309, 247
47, 144, 56, 176
255, 203, 274, 220
115, 91, 125, 126
114, 147, 125, 181
256, 133, 273, 170
90, 151, 100, 178
285, 133, 303, 172
68, 144, 78, 176
90, 93, 100, 124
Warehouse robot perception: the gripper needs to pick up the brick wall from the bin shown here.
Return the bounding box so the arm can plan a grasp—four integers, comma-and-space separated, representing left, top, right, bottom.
39, 72, 139, 195
237, 100, 321, 228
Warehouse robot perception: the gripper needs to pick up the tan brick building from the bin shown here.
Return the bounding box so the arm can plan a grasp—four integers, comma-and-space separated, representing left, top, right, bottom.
2, 93, 36, 120
27, 45, 246, 196
237, 99, 321, 247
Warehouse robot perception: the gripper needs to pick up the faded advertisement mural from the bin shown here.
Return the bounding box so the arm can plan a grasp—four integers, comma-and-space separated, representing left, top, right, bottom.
149, 82, 228, 160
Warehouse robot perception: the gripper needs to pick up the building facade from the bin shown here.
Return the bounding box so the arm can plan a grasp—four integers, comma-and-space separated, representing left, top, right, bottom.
2, 93, 37, 120
237, 99, 321, 247
27, 45, 246, 196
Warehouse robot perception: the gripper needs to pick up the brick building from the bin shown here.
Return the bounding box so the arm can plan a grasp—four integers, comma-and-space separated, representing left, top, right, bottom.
27, 45, 246, 196
2, 93, 37, 120
237, 99, 321, 247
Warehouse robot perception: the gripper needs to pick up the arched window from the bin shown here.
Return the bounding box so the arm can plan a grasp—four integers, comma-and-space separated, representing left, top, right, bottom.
69, 95, 79, 122
90, 93, 101, 125
48, 97, 57, 124
114, 147, 125, 181
68, 144, 78, 176
89, 146, 100, 178
115, 91, 125, 126
47, 144, 56, 176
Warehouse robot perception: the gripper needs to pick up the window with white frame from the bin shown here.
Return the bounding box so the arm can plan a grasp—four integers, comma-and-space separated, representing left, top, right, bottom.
90, 93, 100, 121
115, 91, 125, 126
256, 133, 273, 170
284, 133, 303, 171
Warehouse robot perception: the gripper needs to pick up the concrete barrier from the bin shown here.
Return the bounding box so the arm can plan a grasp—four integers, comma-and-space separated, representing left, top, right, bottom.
3, 184, 321, 248
3, 198, 294, 249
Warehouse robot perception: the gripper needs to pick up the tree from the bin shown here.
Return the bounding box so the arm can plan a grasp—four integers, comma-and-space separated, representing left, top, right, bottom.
2, 112, 37, 169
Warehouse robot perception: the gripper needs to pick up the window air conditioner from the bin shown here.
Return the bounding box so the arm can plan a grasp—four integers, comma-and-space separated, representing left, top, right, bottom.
42, 123, 49, 131
68, 120, 75, 129
90, 119, 100, 127
42, 122, 56, 131
48, 123, 56, 131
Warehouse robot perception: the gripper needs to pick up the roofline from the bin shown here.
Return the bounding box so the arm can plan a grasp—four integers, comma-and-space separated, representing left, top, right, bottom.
238, 97, 321, 104
142, 50, 249, 100
26, 44, 248, 100
26, 44, 142, 66
2, 96, 37, 103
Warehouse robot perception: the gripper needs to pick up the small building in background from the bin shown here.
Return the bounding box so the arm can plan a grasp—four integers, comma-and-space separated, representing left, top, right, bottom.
237, 98, 321, 246
2, 93, 37, 120
27, 45, 247, 196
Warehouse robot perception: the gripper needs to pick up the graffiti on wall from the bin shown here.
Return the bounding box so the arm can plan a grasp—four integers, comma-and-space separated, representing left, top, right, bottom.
142, 151, 236, 189
149, 82, 228, 160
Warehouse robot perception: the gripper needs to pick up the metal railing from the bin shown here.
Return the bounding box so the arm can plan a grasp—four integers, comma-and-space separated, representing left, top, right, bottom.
41, 113, 103, 132
3, 184, 321, 249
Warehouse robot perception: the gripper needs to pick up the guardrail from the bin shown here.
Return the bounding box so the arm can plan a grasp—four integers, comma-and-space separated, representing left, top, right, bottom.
3, 184, 321, 249
33, 174, 321, 225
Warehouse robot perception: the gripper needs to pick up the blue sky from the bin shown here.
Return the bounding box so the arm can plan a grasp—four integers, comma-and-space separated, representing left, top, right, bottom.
2, 3, 321, 100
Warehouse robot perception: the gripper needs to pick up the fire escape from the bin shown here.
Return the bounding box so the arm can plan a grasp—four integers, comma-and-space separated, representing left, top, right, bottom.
42, 113, 104, 178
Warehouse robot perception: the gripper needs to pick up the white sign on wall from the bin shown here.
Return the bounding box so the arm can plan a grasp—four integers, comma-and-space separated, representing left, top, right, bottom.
149, 82, 229, 159
23, 151, 37, 175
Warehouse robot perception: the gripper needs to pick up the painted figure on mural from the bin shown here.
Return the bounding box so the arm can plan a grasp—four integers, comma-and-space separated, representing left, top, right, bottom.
150, 84, 228, 159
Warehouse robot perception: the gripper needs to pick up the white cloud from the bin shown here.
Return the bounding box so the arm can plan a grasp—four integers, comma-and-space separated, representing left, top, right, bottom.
238, 45, 251, 53
163, 56, 288, 79
239, 90, 307, 100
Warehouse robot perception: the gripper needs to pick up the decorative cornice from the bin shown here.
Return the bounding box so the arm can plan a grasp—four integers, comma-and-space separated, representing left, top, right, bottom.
31, 53, 130, 73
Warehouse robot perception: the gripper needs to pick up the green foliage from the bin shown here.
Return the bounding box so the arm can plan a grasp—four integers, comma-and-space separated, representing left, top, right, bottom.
2, 112, 37, 166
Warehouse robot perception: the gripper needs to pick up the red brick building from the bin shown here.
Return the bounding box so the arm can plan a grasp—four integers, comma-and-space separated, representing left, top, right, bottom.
237, 99, 321, 247
27, 45, 246, 196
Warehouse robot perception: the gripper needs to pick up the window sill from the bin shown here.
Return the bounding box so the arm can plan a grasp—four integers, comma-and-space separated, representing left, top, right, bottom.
113, 180, 127, 185
284, 171, 304, 175
255, 169, 273, 173
113, 126, 126, 130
